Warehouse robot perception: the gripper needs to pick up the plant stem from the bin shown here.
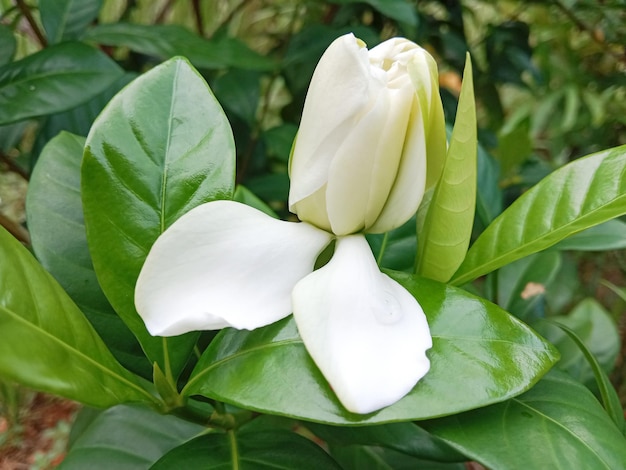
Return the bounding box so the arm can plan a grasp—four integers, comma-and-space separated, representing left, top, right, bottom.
14, 0, 47, 47
376, 232, 389, 266
0, 212, 30, 245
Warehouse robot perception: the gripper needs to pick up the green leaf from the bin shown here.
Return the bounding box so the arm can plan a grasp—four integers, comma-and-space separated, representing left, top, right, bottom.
151, 431, 341, 469
0, 24, 16, 65
233, 185, 277, 217
307, 422, 464, 462
26, 132, 149, 377
59, 404, 204, 469
367, 216, 417, 272
534, 298, 620, 386
423, 371, 626, 469
551, 219, 626, 251
83, 23, 275, 71
476, 144, 503, 226
39, 0, 103, 44
82, 57, 235, 377
212, 69, 260, 126
417, 54, 477, 282
0, 226, 154, 407
497, 251, 562, 321
547, 321, 624, 433
329, 445, 465, 470
183, 272, 558, 425
333, 0, 418, 26
452, 144, 626, 285
0, 42, 123, 125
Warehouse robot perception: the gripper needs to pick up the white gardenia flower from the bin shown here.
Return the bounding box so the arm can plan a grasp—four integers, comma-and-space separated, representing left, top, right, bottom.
135, 33, 446, 414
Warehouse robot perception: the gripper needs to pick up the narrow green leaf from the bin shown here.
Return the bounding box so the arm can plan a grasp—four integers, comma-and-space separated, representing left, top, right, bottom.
151, 431, 341, 469
83, 23, 275, 71
423, 371, 626, 469
26, 131, 149, 377
82, 57, 235, 377
39, 0, 103, 44
452, 145, 626, 285
417, 54, 477, 282
0, 226, 155, 407
183, 272, 558, 425
0, 42, 123, 125
548, 321, 625, 433
0, 24, 16, 65
59, 404, 204, 469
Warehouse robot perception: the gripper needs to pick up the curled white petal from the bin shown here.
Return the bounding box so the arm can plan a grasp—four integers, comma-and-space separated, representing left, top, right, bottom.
135, 200, 333, 336
292, 235, 432, 414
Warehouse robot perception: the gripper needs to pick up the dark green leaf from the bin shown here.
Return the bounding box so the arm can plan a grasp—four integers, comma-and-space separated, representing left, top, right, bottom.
423, 371, 626, 469
212, 69, 260, 126
40, 0, 103, 44
0, 226, 154, 407
151, 431, 341, 469
60, 404, 204, 469
27, 132, 149, 376
0, 42, 123, 125
329, 445, 465, 470
263, 124, 298, 163
83, 23, 275, 71
82, 57, 235, 376
476, 143, 502, 226
183, 273, 558, 425
333, 0, 418, 26
452, 145, 626, 285
367, 216, 417, 272
552, 219, 626, 251
0, 24, 16, 65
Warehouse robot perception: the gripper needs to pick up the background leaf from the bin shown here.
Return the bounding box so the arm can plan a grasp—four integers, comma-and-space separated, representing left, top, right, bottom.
82, 57, 235, 377
39, 0, 103, 44
0, 42, 123, 125
59, 404, 204, 469
0, 226, 154, 407
417, 55, 477, 282
183, 273, 558, 425
452, 144, 626, 285
0, 24, 16, 66
151, 431, 341, 469
423, 371, 626, 469
26, 131, 150, 377
551, 219, 626, 251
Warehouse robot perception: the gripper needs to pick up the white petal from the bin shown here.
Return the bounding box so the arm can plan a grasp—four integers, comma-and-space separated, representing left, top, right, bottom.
135, 201, 333, 336
292, 235, 432, 414
288, 33, 372, 208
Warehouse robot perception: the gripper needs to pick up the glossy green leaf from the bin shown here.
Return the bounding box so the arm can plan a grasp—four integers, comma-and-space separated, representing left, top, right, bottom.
497, 251, 561, 321
151, 431, 341, 469
308, 422, 464, 462
26, 132, 149, 376
183, 272, 558, 425
0, 42, 123, 125
0, 226, 155, 407
60, 404, 204, 469
417, 55, 477, 282
40, 0, 103, 44
547, 321, 624, 433
0, 24, 16, 65
82, 57, 235, 376
83, 23, 275, 71
329, 445, 465, 470
552, 219, 626, 251
423, 371, 626, 469
534, 298, 620, 386
452, 144, 626, 285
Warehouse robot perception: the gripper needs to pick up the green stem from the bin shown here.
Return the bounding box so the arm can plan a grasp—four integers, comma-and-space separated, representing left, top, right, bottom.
228, 429, 240, 469
15, 0, 47, 47
376, 232, 389, 266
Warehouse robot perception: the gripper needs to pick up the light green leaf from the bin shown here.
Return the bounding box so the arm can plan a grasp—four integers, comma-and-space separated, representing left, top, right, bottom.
151, 431, 342, 469
0, 42, 123, 125
59, 404, 204, 469
183, 272, 558, 425
83, 23, 275, 71
417, 54, 477, 282
26, 132, 149, 377
0, 226, 155, 407
82, 57, 235, 377
423, 371, 626, 469
452, 144, 626, 286
40, 0, 103, 44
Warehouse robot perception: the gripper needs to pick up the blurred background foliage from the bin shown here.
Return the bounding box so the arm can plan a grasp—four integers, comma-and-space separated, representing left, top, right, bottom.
0, 0, 625, 402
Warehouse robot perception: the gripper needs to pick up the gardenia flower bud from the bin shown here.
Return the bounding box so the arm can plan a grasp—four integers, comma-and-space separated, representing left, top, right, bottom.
289, 34, 446, 236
